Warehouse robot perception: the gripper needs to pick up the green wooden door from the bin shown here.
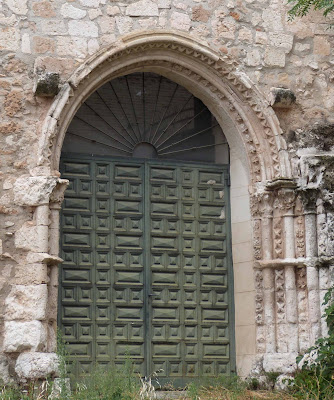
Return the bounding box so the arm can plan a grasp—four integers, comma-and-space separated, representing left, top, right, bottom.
59, 155, 235, 385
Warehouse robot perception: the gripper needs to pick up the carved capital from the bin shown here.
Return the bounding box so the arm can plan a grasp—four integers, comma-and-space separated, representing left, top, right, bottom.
50, 179, 69, 208
274, 188, 296, 214
250, 192, 274, 218
298, 188, 319, 213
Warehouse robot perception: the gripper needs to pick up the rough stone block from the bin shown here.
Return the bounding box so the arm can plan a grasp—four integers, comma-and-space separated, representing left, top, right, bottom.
269, 32, 294, 53
126, 0, 159, 16
5, 0, 28, 15
15, 222, 38, 252
158, 0, 171, 8
270, 87, 296, 108
171, 11, 191, 31
61, 3, 86, 19
314, 36, 331, 56
14, 176, 58, 206
15, 263, 48, 285
263, 353, 298, 373
4, 321, 47, 352
5, 284, 48, 321
68, 20, 98, 37
264, 48, 286, 67
0, 27, 20, 51
41, 21, 67, 36
34, 72, 60, 97
115, 16, 133, 34
15, 352, 59, 381
57, 37, 88, 58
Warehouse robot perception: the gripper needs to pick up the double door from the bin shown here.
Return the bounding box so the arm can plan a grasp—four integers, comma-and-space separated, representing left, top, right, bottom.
59, 156, 234, 385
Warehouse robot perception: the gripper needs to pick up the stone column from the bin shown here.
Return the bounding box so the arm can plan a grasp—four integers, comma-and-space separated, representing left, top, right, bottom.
47, 180, 68, 352
279, 189, 298, 353
260, 193, 276, 353
302, 190, 321, 345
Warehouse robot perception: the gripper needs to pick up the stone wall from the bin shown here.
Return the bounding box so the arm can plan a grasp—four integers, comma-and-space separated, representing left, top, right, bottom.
0, 0, 333, 383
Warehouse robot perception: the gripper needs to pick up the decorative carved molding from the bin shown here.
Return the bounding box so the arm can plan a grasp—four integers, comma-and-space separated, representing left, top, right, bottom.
295, 216, 306, 258
255, 270, 264, 326
49, 179, 69, 209
253, 219, 262, 260
275, 188, 296, 214
250, 192, 275, 218
273, 217, 283, 259
295, 196, 306, 258
36, 31, 291, 186
275, 269, 286, 323
299, 189, 319, 213
296, 266, 310, 352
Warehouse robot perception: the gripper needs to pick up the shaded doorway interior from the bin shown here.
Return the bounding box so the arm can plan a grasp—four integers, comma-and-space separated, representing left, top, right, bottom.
59, 72, 235, 386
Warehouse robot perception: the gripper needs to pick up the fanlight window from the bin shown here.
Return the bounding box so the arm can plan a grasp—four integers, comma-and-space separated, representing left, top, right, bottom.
62, 72, 229, 164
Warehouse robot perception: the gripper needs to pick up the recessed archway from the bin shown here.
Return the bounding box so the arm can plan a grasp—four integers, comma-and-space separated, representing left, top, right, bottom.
36, 31, 292, 378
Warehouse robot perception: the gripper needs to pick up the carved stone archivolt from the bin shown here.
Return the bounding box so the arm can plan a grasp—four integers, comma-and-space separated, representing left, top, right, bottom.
36, 31, 291, 186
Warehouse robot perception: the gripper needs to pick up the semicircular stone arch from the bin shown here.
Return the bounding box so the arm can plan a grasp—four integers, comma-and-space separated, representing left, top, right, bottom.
32, 30, 301, 379
38, 31, 291, 186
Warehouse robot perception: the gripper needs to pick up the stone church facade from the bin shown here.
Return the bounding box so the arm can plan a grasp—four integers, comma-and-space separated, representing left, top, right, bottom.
0, 0, 333, 384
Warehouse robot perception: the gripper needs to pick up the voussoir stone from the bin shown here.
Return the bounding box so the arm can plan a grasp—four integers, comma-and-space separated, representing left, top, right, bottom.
4, 321, 47, 352
15, 352, 59, 381
14, 176, 58, 206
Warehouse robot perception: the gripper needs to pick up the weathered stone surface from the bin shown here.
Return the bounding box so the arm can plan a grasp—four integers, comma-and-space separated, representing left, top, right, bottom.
14, 176, 58, 206
0, 356, 12, 384
15, 222, 38, 251
15, 263, 48, 285
41, 21, 67, 36
4, 321, 47, 352
68, 20, 98, 37
32, 1, 56, 17
158, 0, 171, 8
57, 37, 88, 58
5, 285, 48, 320
5, 0, 28, 15
4, 90, 23, 116
247, 49, 261, 66
263, 353, 298, 373
106, 6, 120, 16
33, 36, 55, 54
115, 16, 133, 34
98, 16, 116, 34
171, 11, 191, 31
34, 70, 60, 95
126, 0, 159, 16
270, 87, 296, 108
264, 47, 286, 67
0, 27, 20, 51
15, 353, 59, 381
61, 3, 87, 19
192, 5, 210, 22
314, 36, 331, 56
269, 33, 294, 53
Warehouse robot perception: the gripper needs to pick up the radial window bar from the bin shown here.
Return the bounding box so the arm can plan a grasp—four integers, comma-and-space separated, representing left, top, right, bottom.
63, 72, 228, 163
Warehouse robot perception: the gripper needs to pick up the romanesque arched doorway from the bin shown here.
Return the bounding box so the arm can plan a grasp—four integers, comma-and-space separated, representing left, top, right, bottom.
58, 72, 235, 385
